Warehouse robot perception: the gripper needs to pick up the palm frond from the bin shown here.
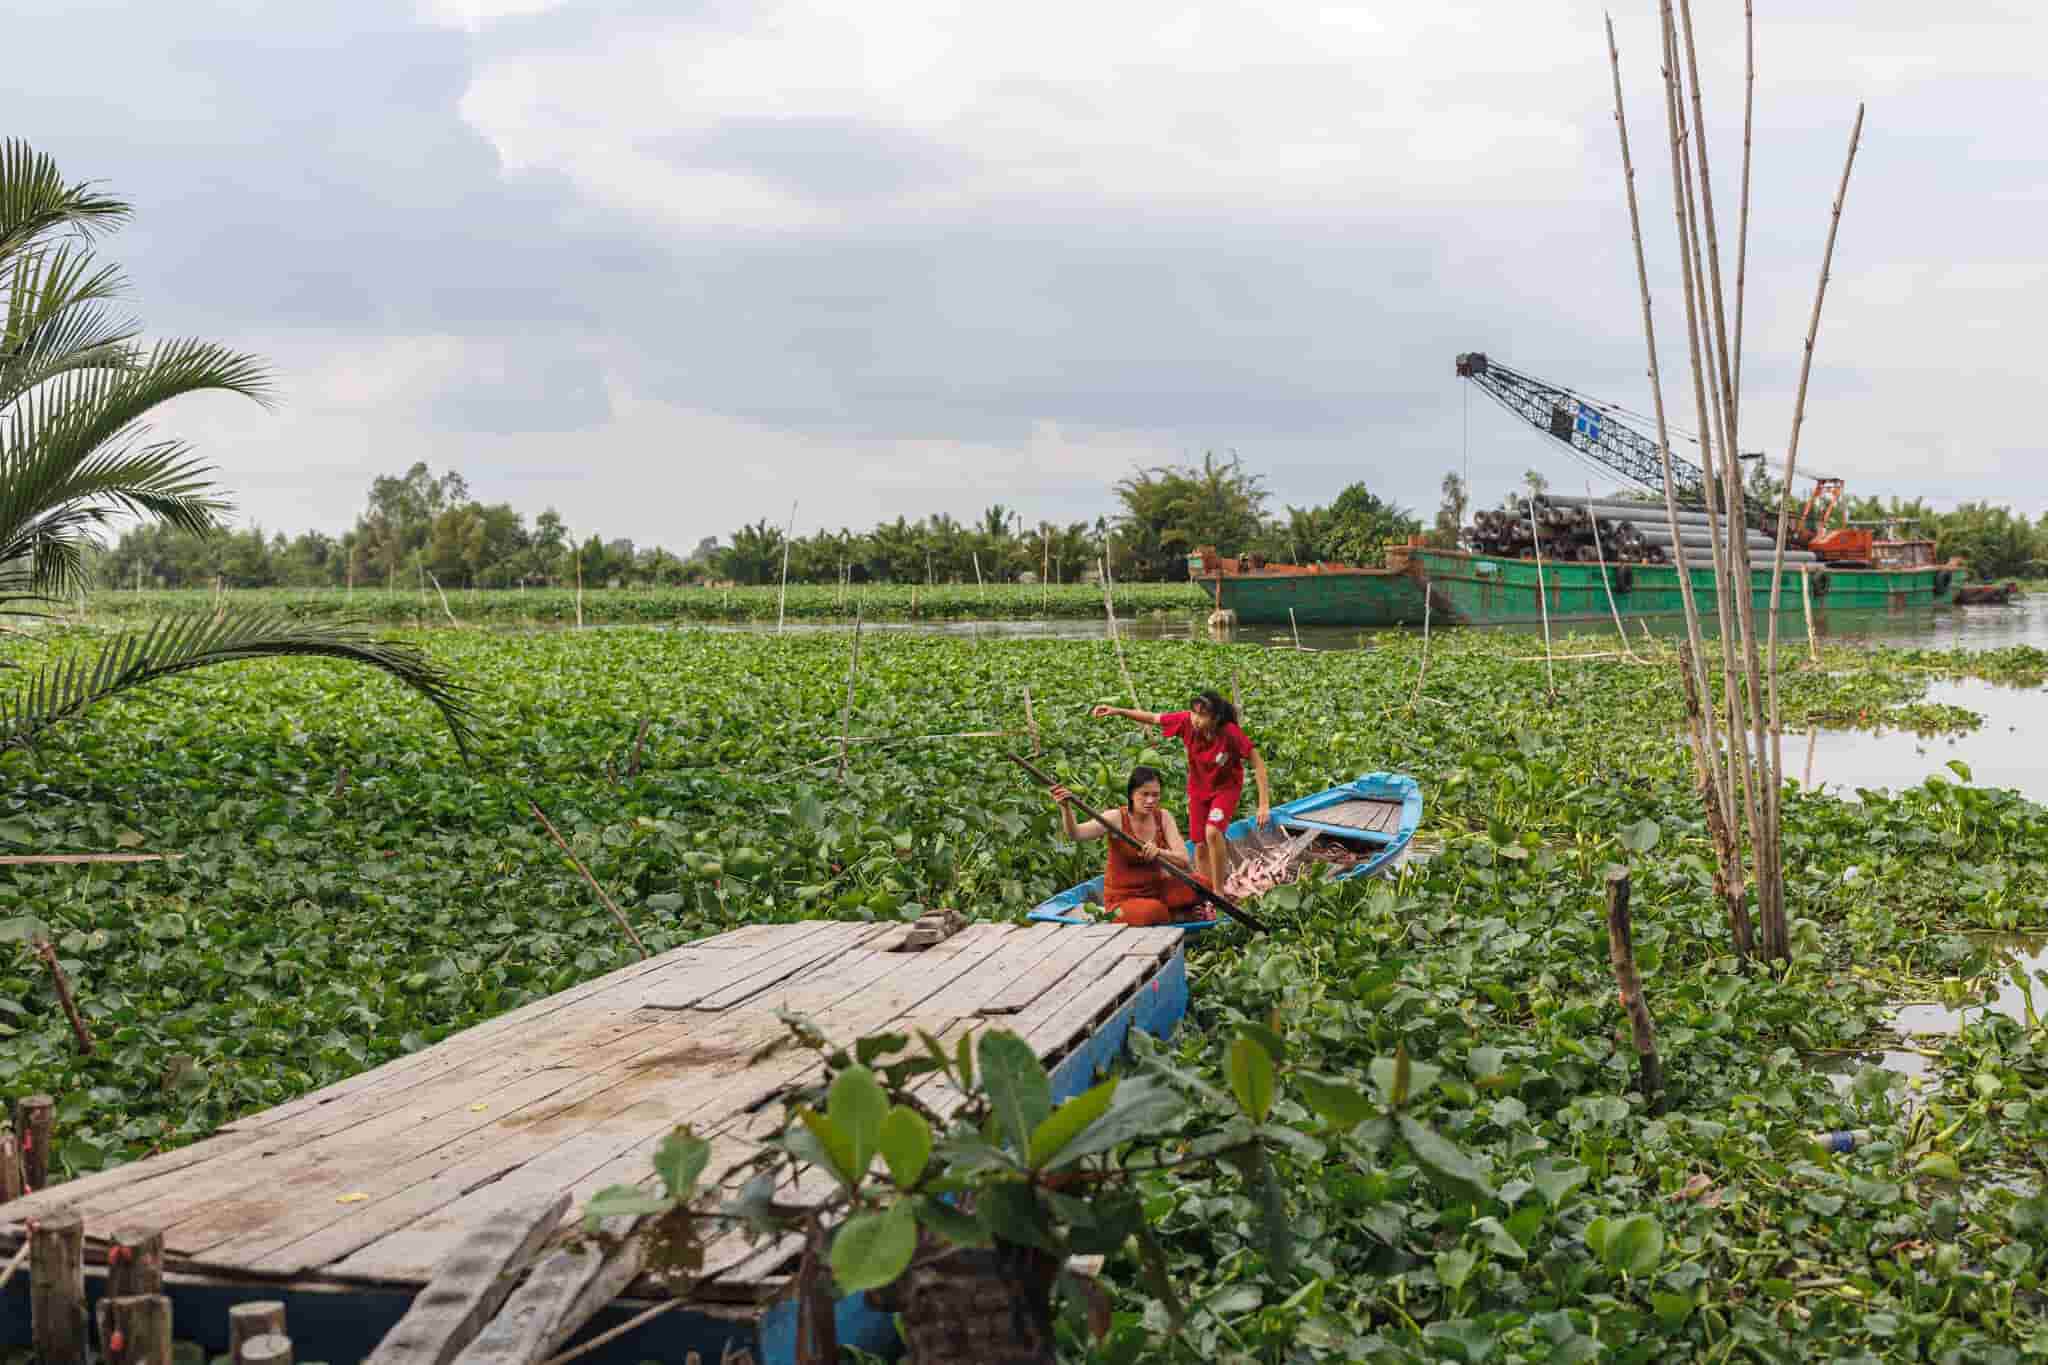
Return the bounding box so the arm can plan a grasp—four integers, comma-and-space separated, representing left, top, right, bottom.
1, 243, 140, 408
0, 140, 129, 266
0, 609, 479, 757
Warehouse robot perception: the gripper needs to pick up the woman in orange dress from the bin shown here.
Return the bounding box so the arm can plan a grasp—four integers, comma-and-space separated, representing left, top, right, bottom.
1049, 767, 1216, 926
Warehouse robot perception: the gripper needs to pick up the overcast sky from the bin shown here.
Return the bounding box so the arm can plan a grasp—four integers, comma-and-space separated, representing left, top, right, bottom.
12, 0, 2039, 550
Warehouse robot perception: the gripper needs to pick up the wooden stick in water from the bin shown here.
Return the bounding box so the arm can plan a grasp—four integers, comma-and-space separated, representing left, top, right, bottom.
836, 608, 865, 782
528, 802, 650, 959
1606, 867, 1665, 1112
1008, 754, 1269, 934
1526, 496, 1557, 701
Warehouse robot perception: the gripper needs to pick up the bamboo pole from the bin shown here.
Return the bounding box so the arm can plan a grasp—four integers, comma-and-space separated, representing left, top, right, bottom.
1606, 868, 1664, 1111
1411, 585, 1433, 706
1023, 686, 1039, 756
1733, 0, 1756, 405
1288, 607, 1303, 652
776, 500, 796, 636
836, 606, 864, 782
1042, 529, 1050, 615
1606, 15, 1724, 804
1804, 722, 1819, 790
1765, 107, 1865, 953
1525, 495, 1557, 700
33, 939, 93, 1054
1801, 565, 1820, 664
528, 802, 649, 959
1584, 496, 1640, 661
1101, 557, 1137, 707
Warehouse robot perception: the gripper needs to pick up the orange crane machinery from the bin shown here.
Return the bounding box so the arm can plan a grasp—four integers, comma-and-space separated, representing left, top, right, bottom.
1793, 477, 1875, 566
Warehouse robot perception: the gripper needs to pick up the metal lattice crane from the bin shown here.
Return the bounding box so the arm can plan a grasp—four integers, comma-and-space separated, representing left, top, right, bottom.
1454, 352, 1773, 533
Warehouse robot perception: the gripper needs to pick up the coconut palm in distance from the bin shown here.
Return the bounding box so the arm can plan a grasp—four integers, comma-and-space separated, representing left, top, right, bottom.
0, 139, 475, 755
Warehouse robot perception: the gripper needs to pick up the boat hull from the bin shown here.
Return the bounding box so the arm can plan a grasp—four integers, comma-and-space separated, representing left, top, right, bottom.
1200, 548, 1957, 627
1029, 773, 1424, 931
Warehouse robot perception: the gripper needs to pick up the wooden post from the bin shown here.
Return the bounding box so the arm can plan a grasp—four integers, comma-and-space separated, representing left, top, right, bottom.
1042, 529, 1050, 614
1605, 867, 1664, 1111
241, 1335, 294, 1365
1023, 687, 1039, 757
836, 606, 865, 782
106, 1227, 164, 1297
972, 551, 985, 603
1288, 607, 1303, 651
0, 1129, 22, 1202
1804, 721, 1819, 790
528, 803, 649, 959
229, 1303, 288, 1363
1100, 558, 1137, 707
572, 534, 584, 630
32, 1206, 87, 1365
1232, 670, 1244, 728
103, 1294, 172, 1365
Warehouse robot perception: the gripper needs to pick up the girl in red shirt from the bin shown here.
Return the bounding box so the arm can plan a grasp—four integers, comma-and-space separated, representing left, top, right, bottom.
1092, 689, 1272, 891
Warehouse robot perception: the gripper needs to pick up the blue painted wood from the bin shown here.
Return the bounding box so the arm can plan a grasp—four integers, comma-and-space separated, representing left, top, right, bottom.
2, 939, 1192, 1365
1029, 772, 1424, 929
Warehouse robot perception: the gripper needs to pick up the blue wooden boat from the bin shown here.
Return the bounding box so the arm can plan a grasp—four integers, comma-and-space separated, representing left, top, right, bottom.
1029, 771, 1424, 931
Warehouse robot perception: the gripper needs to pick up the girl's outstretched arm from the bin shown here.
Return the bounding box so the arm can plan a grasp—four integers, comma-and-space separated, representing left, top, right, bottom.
1090, 704, 1162, 727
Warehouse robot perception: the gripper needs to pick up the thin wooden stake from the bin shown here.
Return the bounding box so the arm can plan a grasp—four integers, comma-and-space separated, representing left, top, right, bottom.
13, 1096, 51, 1193
836, 607, 865, 782
1801, 565, 1820, 664
1585, 494, 1641, 662
776, 500, 797, 636
1411, 586, 1434, 707
0, 1237, 28, 1293
426, 572, 462, 627
1606, 867, 1664, 1111
528, 803, 649, 959
972, 551, 986, 603
533, 1299, 681, 1365
32, 1205, 87, 1365
1288, 607, 1303, 651
1525, 498, 1557, 700
572, 536, 584, 630
1023, 687, 1039, 756
1232, 669, 1244, 728
228, 1303, 288, 1364
1804, 722, 1819, 790
33, 939, 93, 1054
1042, 529, 1051, 614
1101, 557, 1137, 707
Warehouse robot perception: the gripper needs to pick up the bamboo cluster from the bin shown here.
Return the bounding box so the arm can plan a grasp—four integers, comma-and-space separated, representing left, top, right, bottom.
1606, 2, 1863, 962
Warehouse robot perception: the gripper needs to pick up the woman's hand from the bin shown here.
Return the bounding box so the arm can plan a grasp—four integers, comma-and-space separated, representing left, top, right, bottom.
1257, 800, 1272, 829
1090, 704, 1115, 720
1137, 840, 1161, 863
1049, 784, 1073, 806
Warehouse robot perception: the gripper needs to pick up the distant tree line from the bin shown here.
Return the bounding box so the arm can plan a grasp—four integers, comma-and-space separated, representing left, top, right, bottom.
95, 463, 700, 590
92, 454, 1440, 590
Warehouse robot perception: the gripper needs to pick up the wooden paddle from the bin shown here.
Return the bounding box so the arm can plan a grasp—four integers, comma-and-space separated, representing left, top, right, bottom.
1009, 753, 1270, 935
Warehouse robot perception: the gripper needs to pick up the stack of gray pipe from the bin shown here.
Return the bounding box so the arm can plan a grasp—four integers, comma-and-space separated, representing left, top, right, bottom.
1462, 494, 1818, 565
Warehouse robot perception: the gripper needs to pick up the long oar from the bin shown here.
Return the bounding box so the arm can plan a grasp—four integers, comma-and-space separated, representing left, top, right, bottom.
1009, 753, 1271, 935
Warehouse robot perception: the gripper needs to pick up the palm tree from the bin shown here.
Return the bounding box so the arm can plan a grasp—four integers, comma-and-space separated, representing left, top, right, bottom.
0, 140, 474, 755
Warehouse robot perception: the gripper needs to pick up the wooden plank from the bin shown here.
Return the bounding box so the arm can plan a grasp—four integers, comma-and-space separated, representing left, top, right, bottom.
188, 1014, 790, 1276
974, 927, 1129, 1016
644, 922, 892, 1011
446, 1227, 614, 1365
1018, 957, 1155, 1058
109, 1013, 701, 1248
230, 924, 847, 1134
361, 1194, 567, 1365
0, 1130, 272, 1231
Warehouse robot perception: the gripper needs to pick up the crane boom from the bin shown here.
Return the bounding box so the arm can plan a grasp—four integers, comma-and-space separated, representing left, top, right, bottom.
1455, 352, 1771, 532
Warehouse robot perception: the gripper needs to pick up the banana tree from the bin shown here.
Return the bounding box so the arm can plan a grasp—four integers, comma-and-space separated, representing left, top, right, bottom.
0, 139, 473, 755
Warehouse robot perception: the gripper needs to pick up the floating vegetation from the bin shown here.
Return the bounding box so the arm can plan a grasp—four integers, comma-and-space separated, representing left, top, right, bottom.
0, 625, 2042, 1359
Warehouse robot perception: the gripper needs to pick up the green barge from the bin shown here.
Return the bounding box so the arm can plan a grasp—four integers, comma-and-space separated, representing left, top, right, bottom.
1196, 545, 1958, 629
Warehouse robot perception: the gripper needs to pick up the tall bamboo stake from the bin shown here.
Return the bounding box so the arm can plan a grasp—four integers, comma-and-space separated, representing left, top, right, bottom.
1526, 485, 1557, 700
1610, 13, 1743, 959
1766, 106, 1866, 945
836, 605, 864, 782
776, 500, 797, 636
1801, 565, 1820, 664
1733, 0, 1756, 404
1101, 558, 1137, 706
1584, 494, 1640, 660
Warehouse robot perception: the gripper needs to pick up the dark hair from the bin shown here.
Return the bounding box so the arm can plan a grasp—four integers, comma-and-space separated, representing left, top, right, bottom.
1126, 765, 1163, 809
1191, 689, 1237, 728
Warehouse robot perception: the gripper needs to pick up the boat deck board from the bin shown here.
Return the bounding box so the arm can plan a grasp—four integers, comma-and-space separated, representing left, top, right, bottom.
0, 920, 1186, 1301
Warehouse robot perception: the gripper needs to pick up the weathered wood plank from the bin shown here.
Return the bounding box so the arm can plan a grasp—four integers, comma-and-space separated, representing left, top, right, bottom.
975, 928, 1131, 1015
361, 1195, 567, 1365
674, 924, 902, 1013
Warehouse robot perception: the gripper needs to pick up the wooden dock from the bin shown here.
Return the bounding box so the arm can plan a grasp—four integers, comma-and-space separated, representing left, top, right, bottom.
0, 918, 1190, 1363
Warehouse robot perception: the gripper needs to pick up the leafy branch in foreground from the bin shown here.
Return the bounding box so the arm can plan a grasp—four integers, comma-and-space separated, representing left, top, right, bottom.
0, 610, 477, 756
581, 1011, 1494, 1365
